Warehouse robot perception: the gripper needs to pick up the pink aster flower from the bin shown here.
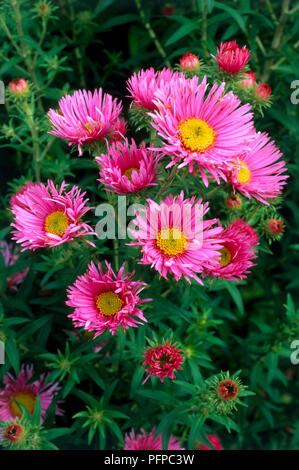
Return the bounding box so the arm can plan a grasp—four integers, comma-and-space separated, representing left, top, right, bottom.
124, 427, 184, 450
149, 75, 254, 185
142, 340, 184, 384
48, 88, 123, 155
199, 434, 224, 450
212, 41, 251, 74
66, 261, 151, 338
226, 131, 288, 204
127, 68, 184, 111
10, 180, 95, 251
96, 138, 161, 194
0, 241, 28, 292
129, 191, 223, 284
0, 364, 63, 423
206, 219, 258, 281
109, 117, 127, 143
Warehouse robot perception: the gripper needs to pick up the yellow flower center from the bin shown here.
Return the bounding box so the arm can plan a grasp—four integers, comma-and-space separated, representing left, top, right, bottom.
10, 391, 36, 418
178, 118, 215, 153
235, 160, 251, 184
124, 167, 139, 182
156, 228, 187, 257
96, 291, 123, 316
219, 247, 232, 267
85, 121, 102, 134
45, 210, 69, 236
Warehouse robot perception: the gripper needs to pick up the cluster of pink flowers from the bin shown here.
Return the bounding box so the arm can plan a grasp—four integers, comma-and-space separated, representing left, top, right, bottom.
4, 37, 289, 448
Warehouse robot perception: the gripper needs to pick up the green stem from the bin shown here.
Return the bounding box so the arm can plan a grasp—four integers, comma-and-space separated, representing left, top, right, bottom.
107, 192, 120, 271
155, 165, 178, 200
23, 102, 40, 182
201, 0, 209, 58
11, 0, 44, 112
262, 0, 290, 82
203, 184, 224, 201
135, 0, 171, 68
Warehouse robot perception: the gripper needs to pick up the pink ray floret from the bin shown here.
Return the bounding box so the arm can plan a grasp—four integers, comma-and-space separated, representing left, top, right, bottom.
142, 340, 184, 384
124, 427, 184, 450
226, 131, 288, 204
127, 67, 185, 111
212, 41, 251, 74
0, 364, 63, 423
206, 219, 259, 281
48, 88, 123, 155
10, 180, 95, 251
199, 434, 224, 450
96, 138, 162, 194
149, 75, 255, 185
66, 261, 151, 338
128, 191, 223, 285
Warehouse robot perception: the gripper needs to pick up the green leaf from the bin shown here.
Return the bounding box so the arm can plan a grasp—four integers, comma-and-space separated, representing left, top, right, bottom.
214, 1, 246, 32
165, 21, 199, 46
32, 394, 42, 425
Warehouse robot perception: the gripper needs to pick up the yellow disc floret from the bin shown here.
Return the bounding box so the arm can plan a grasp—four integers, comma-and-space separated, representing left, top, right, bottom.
45, 210, 69, 236
10, 391, 36, 418
234, 160, 251, 184
219, 247, 232, 267
178, 118, 215, 152
156, 227, 187, 257
96, 291, 124, 316
124, 167, 140, 182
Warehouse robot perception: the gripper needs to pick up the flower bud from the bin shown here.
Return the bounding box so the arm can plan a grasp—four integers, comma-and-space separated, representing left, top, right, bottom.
255, 83, 271, 102
4, 423, 24, 443
225, 194, 242, 210
238, 70, 256, 88
265, 218, 284, 240
179, 52, 200, 72
8, 78, 29, 96
162, 3, 175, 16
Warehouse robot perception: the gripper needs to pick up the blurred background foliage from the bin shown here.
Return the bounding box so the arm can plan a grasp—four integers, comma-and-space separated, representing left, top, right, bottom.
0, 0, 298, 450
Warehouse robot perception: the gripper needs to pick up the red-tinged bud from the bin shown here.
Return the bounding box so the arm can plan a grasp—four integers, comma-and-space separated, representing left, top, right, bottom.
162, 3, 175, 16
218, 380, 238, 399
238, 70, 256, 88
225, 194, 242, 210
4, 423, 24, 442
255, 83, 271, 101
8, 78, 29, 95
266, 218, 284, 235
212, 41, 251, 74
179, 52, 200, 72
